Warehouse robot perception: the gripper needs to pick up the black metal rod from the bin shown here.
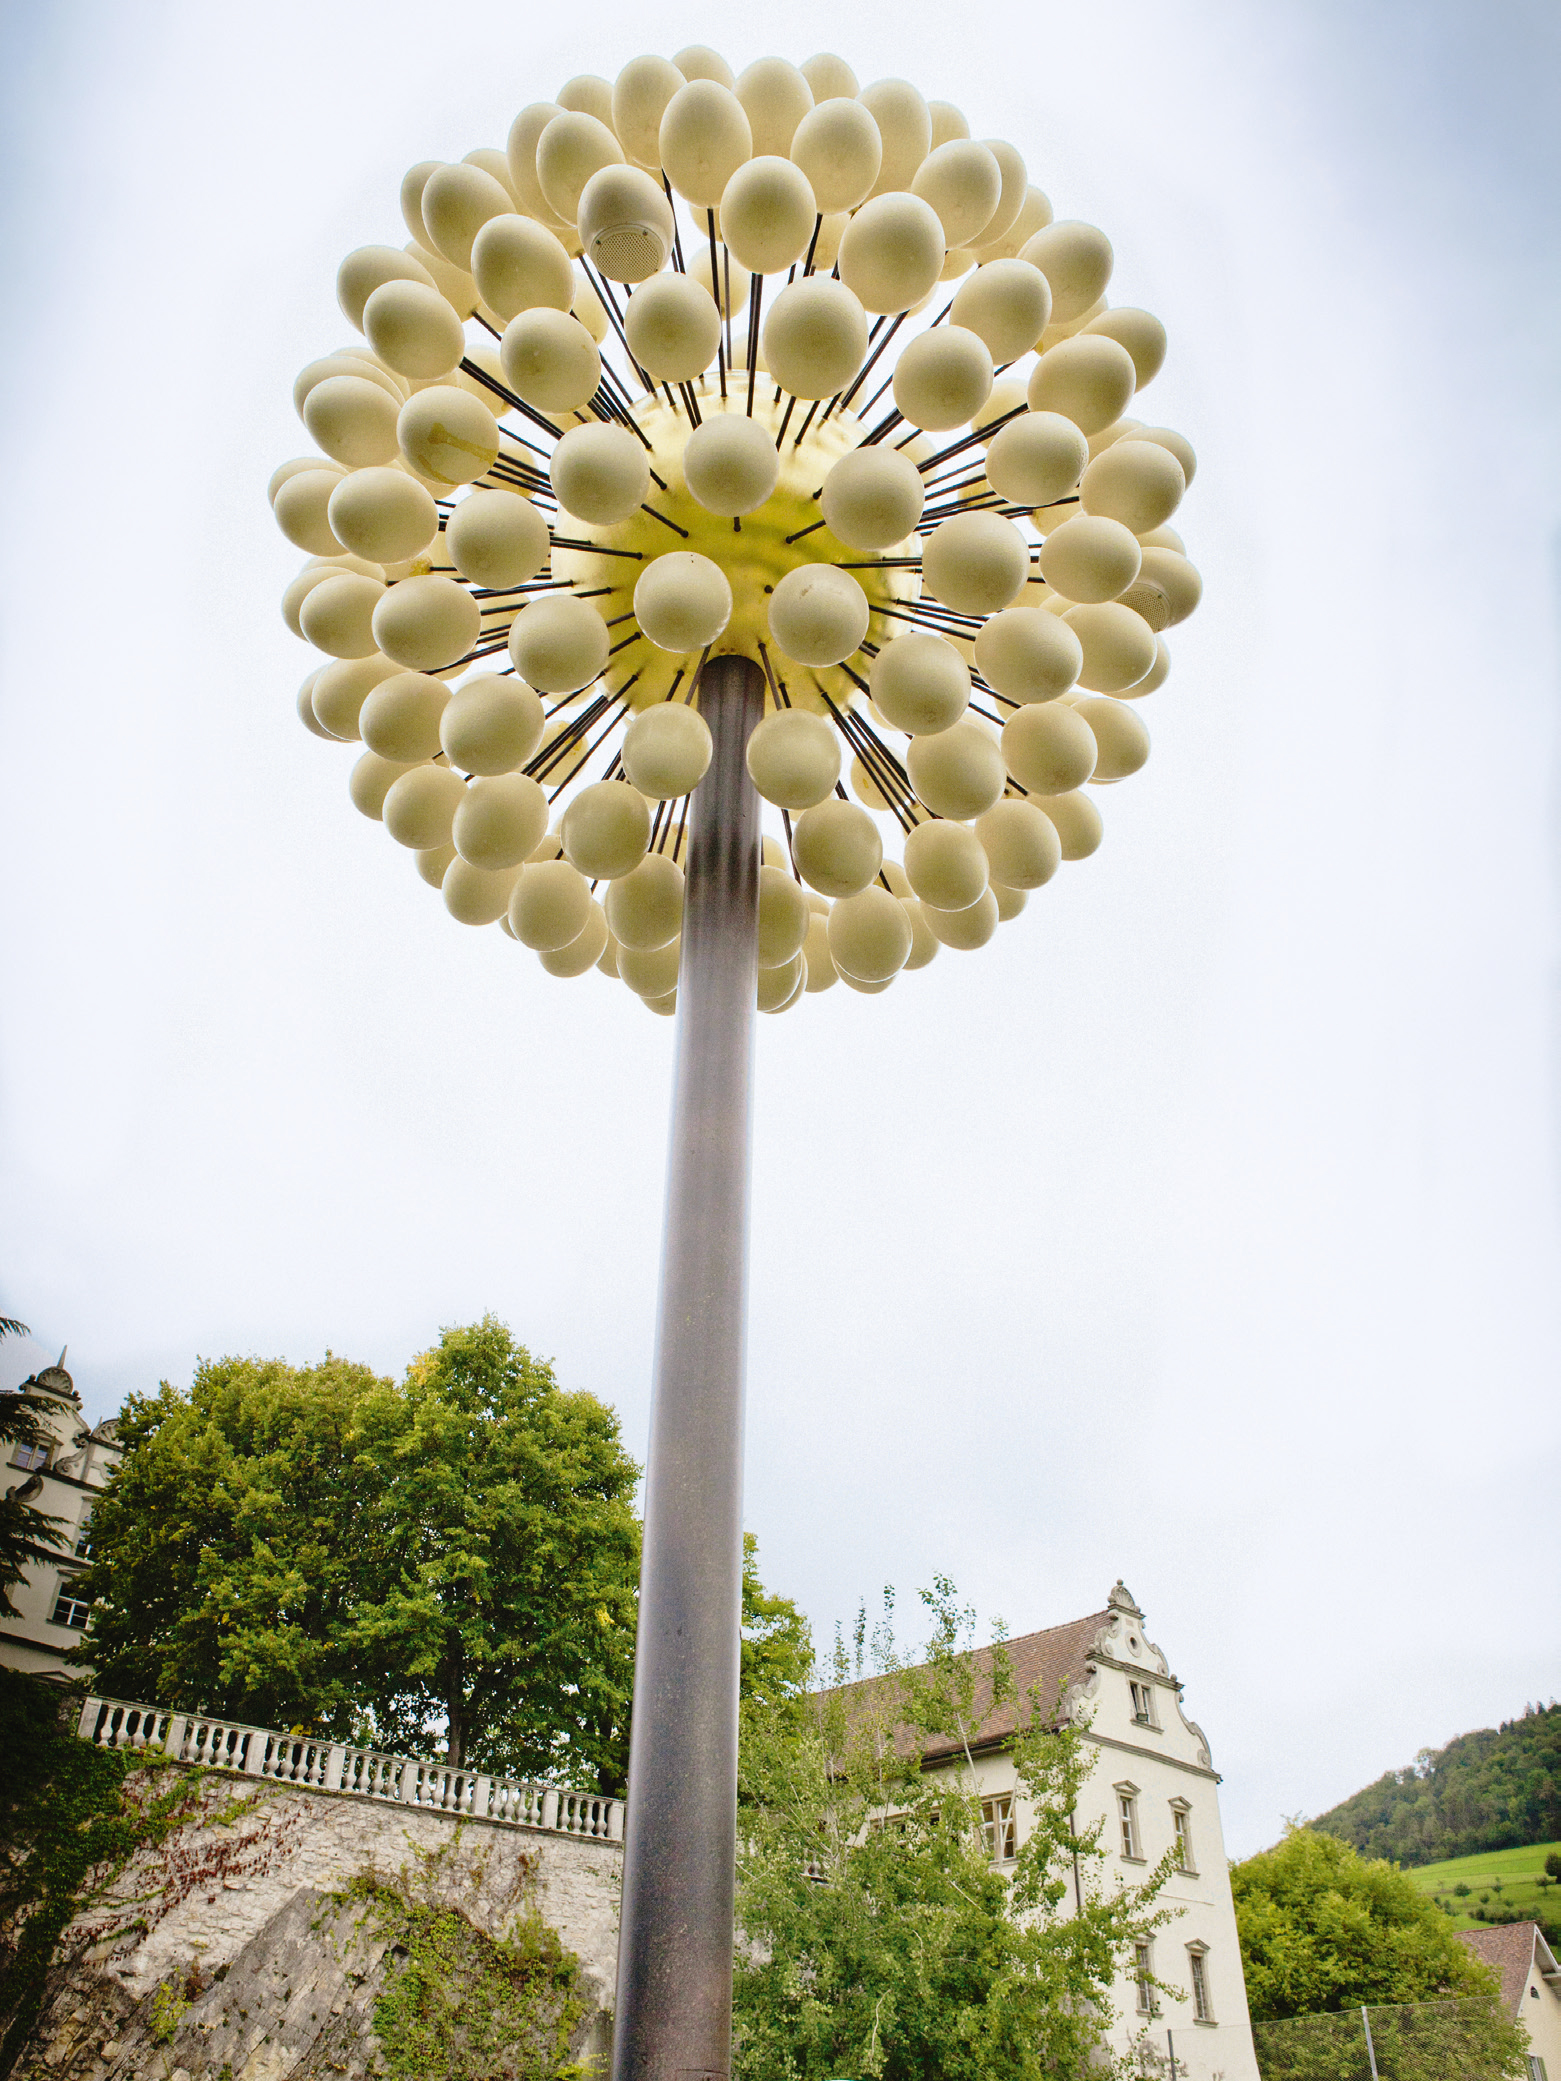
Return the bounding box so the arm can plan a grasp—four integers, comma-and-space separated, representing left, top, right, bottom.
610, 652, 765, 2081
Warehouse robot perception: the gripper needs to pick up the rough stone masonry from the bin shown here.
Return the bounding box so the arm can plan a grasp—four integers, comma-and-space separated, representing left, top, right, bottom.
13, 1766, 622, 2080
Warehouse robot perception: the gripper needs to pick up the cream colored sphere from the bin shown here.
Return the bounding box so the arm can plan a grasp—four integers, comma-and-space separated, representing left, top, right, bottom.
384, 762, 467, 849
1062, 601, 1158, 692
440, 675, 545, 773
539, 901, 610, 976
827, 886, 913, 982
396, 386, 500, 485
451, 772, 548, 868
891, 325, 994, 432
1074, 694, 1150, 781
549, 422, 651, 524
870, 632, 970, 734
682, 414, 780, 516
633, 552, 734, 652
903, 819, 989, 911
974, 607, 1082, 704
561, 778, 651, 879
443, 857, 521, 926
509, 858, 594, 949
363, 280, 465, 380
445, 489, 550, 589
1001, 699, 1098, 795
819, 447, 924, 551
837, 192, 946, 314
789, 98, 882, 214
625, 274, 722, 383
327, 468, 439, 564
300, 571, 384, 658
975, 797, 1061, 889
984, 409, 1088, 508
605, 852, 684, 950
906, 719, 1006, 819
757, 865, 809, 965
621, 703, 714, 799
761, 278, 869, 400
720, 156, 818, 274
360, 671, 450, 763
372, 574, 480, 671
1080, 439, 1185, 534
922, 512, 1030, 615
1026, 335, 1137, 436
746, 709, 841, 809
500, 308, 601, 412
1037, 513, 1142, 604
792, 797, 882, 896
767, 564, 870, 668
950, 258, 1052, 362
508, 596, 609, 694
660, 80, 753, 207
472, 214, 574, 322
924, 887, 998, 950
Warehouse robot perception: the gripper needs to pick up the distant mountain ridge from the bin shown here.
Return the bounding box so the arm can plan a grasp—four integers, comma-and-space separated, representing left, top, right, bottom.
1311, 1702, 1561, 1868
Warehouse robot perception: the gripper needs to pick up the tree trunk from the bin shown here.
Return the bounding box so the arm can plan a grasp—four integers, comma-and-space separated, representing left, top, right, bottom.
446, 1682, 465, 1768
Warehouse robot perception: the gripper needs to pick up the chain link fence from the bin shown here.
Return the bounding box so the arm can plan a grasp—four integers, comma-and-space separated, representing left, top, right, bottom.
1252, 1996, 1527, 2081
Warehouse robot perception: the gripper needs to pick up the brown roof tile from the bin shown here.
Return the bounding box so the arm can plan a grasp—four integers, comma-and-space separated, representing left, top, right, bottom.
1456, 1922, 1543, 2017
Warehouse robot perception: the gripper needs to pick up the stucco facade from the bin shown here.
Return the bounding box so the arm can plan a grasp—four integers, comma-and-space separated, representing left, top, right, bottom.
0, 1357, 120, 1680
1458, 1921, 1561, 2080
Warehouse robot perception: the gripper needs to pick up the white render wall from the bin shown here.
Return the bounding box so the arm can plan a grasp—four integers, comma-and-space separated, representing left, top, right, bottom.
935, 1595, 1261, 2081
0, 1378, 120, 1681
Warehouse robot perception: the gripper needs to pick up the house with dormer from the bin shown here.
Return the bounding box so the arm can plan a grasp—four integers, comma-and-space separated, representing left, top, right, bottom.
839, 1581, 1260, 2079
0, 1355, 121, 1681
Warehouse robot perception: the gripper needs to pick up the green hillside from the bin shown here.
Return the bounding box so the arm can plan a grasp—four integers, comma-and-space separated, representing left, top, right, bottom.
1403, 1841, 1561, 1942
1310, 1702, 1561, 1868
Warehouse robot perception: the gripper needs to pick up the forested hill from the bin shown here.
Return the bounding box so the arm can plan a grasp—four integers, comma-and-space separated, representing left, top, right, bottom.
1311, 1703, 1561, 1867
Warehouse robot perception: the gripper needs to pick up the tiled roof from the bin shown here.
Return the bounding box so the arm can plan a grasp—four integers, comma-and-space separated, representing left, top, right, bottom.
1456, 1922, 1544, 2017
826, 1608, 1114, 1765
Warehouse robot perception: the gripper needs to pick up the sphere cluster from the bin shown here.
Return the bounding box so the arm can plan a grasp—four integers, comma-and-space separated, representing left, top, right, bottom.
274, 48, 1202, 1016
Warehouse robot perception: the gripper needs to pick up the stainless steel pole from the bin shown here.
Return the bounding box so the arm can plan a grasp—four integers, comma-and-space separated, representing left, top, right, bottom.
612, 653, 766, 2081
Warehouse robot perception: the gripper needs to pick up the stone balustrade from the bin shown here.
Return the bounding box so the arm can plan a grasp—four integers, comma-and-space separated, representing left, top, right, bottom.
76, 1693, 623, 1842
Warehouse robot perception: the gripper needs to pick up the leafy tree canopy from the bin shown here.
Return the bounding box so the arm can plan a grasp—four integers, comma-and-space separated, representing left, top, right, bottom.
734, 1578, 1172, 2081
77, 1319, 640, 1787
1231, 1826, 1506, 2020
1309, 1704, 1561, 1868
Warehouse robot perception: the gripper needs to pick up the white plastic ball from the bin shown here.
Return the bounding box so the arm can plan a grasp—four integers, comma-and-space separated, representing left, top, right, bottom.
902, 899, 940, 970
903, 819, 989, 911
946, 259, 1049, 363
828, 886, 913, 982
274, 468, 348, 556
1019, 220, 1114, 322
508, 596, 610, 693
613, 56, 688, 170
757, 954, 805, 1012
337, 245, 439, 330
921, 511, 1029, 615
1074, 694, 1150, 781
621, 703, 714, 798
891, 325, 993, 432
536, 111, 623, 222
1062, 602, 1159, 692
446, 490, 550, 590
870, 633, 969, 734
973, 179, 1050, 262
1082, 307, 1168, 389
761, 277, 868, 399
757, 865, 809, 965
976, 797, 1061, 889
509, 859, 593, 949
910, 140, 1002, 246
625, 275, 723, 383
800, 53, 858, 100
792, 798, 882, 896
360, 671, 450, 763
421, 161, 515, 271
720, 156, 818, 274
768, 564, 870, 667
819, 447, 923, 551
373, 575, 480, 671
443, 857, 521, 926
302, 376, 401, 467
682, 414, 780, 515
440, 675, 545, 773
415, 842, 457, 887
500, 308, 601, 412
660, 80, 753, 207
605, 852, 684, 949
789, 98, 882, 214
396, 386, 500, 485
858, 78, 931, 193
801, 910, 838, 991
1079, 440, 1185, 534
300, 571, 384, 658
363, 280, 465, 380
540, 901, 610, 976
297, 670, 334, 739
348, 751, 410, 820
973, 608, 1082, 704
573, 273, 611, 345
327, 468, 439, 564
924, 887, 998, 950
577, 165, 677, 283
734, 58, 814, 157
1038, 514, 1142, 603
1119, 638, 1170, 699
452, 771, 549, 868
505, 103, 567, 220
633, 553, 733, 652
618, 937, 683, 998
991, 881, 1027, 922
311, 654, 396, 739
562, 778, 651, 879
1001, 700, 1098, 794
837, 192, 945, 314
1029, 789, 1102, 860
1026, 335, 1137, 435
549, 422, 651, 524
984, 409, 1088, 508
1131, 548, 1203, 628
471, 214, 574, 322
1136, 426, 1197, 485
906, 719, 1006, 819
384, 762, 467, 849
745, 709, 841, 809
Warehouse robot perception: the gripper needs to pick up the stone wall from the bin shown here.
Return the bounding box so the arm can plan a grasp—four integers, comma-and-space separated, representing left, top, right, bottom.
12, 1765, 622, 2080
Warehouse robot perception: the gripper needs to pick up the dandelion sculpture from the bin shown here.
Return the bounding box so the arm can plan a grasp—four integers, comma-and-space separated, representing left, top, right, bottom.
271, 44, 1201, 2081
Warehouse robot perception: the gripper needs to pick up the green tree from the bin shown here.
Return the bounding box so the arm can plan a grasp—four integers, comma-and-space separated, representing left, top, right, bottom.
733, 1579, 1172, 2081
740, 1532, 812, 1722
1231, 1826, 1519, 2021
77, 1320, 641, 1787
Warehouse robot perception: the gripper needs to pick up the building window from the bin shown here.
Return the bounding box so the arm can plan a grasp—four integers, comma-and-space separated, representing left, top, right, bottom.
1134, 1941, 1156, 2014
11, 1440, 49, 1473
1129, 1680, 1157, 1727
981, 1795, 1016, 1862
74, 1508, 94, 1557
1188, 1946, 1213, 2022
52, 1587, 92, 1630
1171, 1803, 1195, 1872
1118, 1790, 1142, 1860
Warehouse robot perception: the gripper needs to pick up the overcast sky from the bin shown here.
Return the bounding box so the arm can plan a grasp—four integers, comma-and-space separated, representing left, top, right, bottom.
2, 0, 1558, 1856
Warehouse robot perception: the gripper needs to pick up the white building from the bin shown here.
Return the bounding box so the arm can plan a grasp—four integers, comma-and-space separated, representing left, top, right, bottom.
868, 1581, 1260, 2079
0, 1355, 121, 1681
1458, 1922, 1561, 2081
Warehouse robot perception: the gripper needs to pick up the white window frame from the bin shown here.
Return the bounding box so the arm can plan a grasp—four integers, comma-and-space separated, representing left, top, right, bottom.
1188, 1943, 1213, 2022
1128, 1678, 1158, 1728
1170, 1799, 1196, 1873
981, 1793, 1016, 1863
51, 1582, 92, 1630
1116, 1782, 1143, 1861
1134, 1939, 1157, 2015
11, 1440, 49, 1473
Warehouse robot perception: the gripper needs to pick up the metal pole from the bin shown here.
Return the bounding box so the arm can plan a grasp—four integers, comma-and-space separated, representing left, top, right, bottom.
1361, 2005, 1379, 2081
612, 653, 766, 2081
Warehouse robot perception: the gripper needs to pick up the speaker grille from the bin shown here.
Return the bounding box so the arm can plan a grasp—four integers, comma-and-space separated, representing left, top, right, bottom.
590, 222, 668, 284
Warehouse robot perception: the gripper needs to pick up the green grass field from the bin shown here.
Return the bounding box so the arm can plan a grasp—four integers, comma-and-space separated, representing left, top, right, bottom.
1402, 1841, 1561, 1932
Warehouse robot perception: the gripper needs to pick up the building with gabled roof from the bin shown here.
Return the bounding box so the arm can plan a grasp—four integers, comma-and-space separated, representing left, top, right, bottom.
831, 1580, 1260, 2079
1458, 1921, 1561, 2080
